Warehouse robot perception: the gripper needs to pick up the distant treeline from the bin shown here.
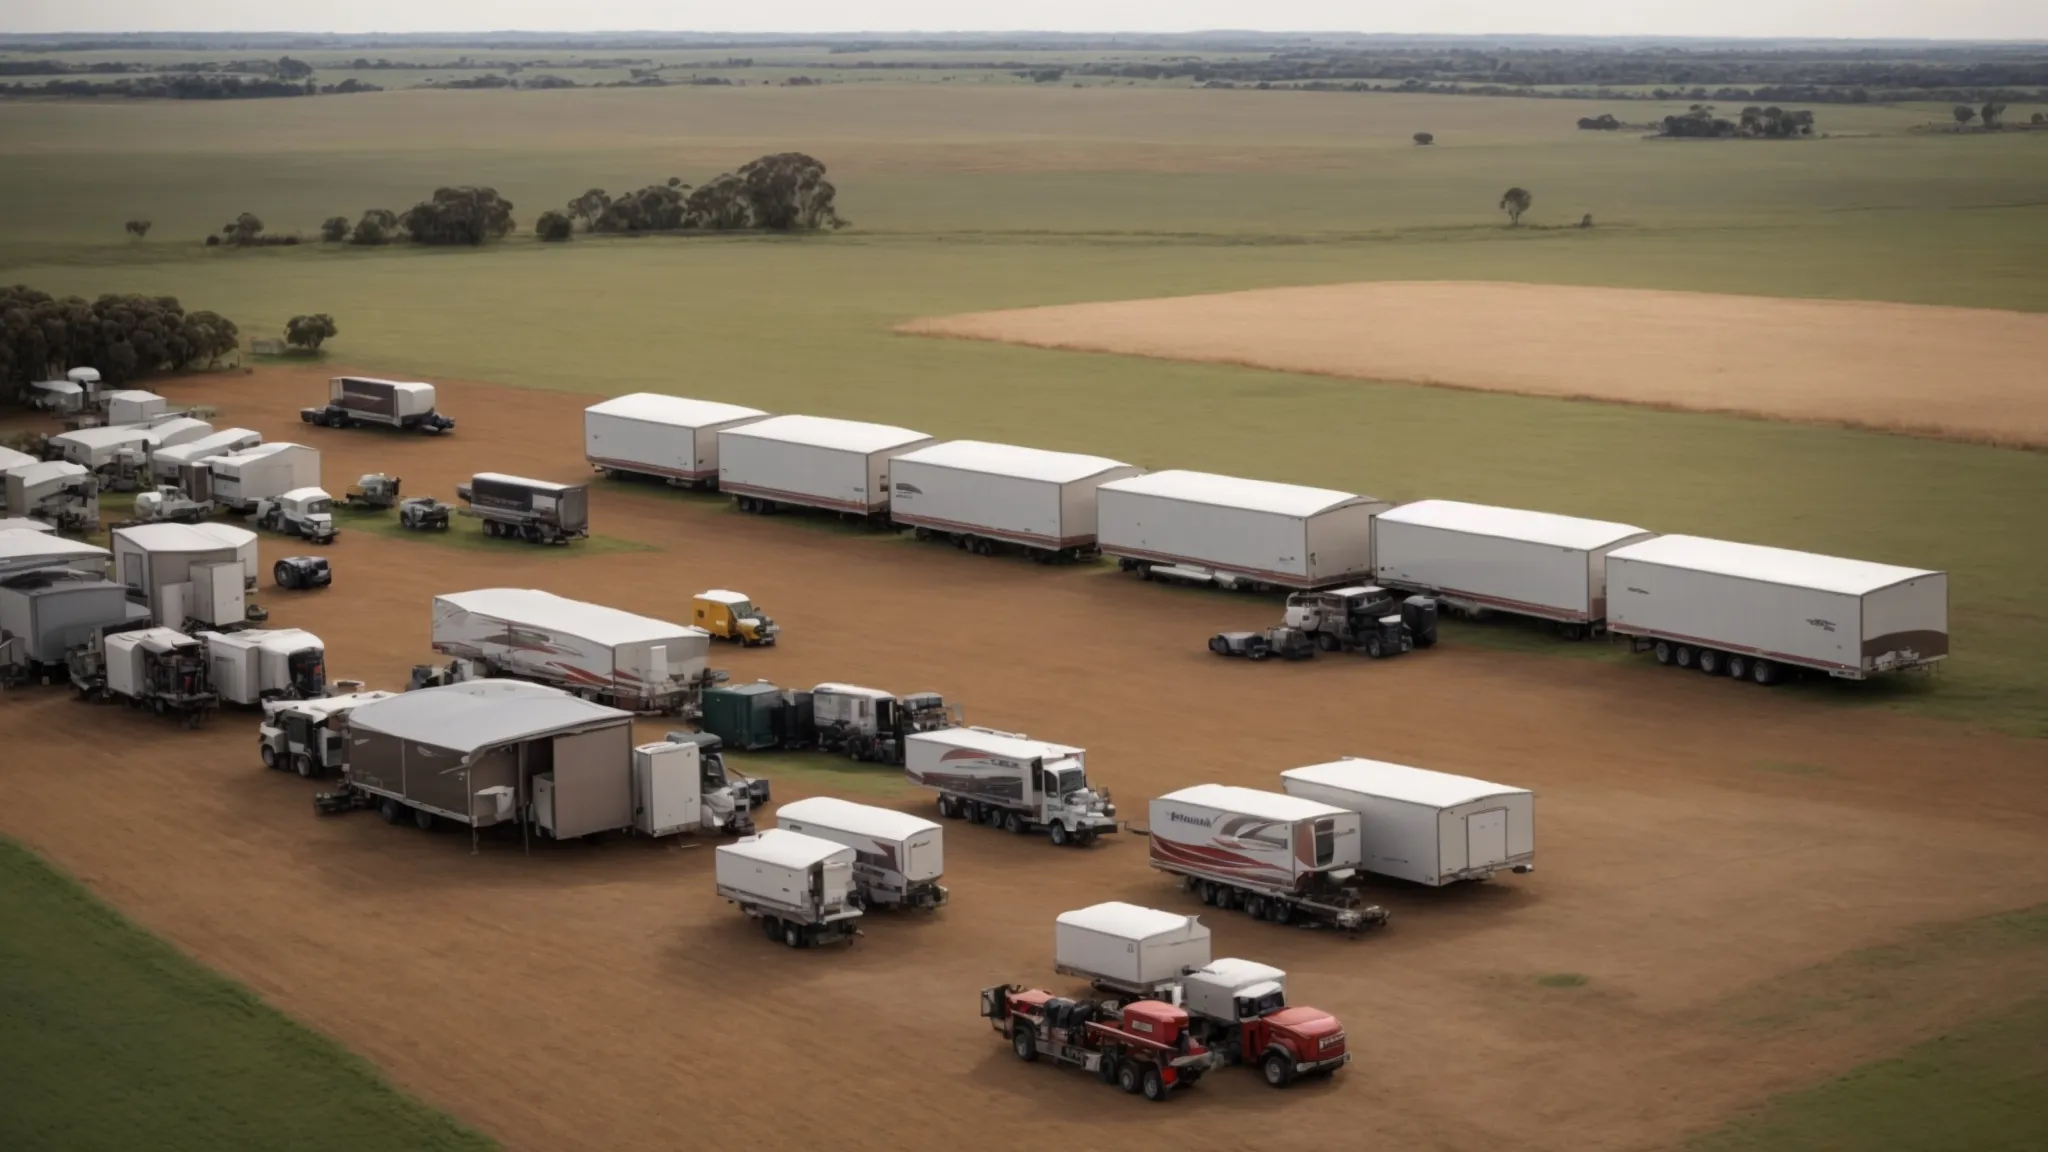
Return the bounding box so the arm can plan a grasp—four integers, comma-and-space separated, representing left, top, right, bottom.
0, 76, 380, 99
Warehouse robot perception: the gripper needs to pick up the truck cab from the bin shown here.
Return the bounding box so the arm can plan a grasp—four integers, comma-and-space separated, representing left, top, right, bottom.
1034, 753, 1118, 844
1284, 585, 1393, 643
256, 487, 337, 543
813, 683, 962, 765
1179, 958, 1348, 1087
692, 589, 779, 646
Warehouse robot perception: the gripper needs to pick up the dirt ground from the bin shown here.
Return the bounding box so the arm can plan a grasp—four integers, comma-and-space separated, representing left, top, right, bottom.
4, 366, 2046, 1152
900, 281, 2048, 449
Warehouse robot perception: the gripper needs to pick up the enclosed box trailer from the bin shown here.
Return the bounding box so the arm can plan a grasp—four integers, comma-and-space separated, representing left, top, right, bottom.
199, 627, 326, 705
151, 427, 261, 484
455, 473, 589, 544
903, 726, 1118, 845
0, 534, 110, 581
102, 390, 168, 426
1097, 470, 1390, 592
306, 377, 455, 434
775, 796, 948, 910
1605, 534, 1949, 683
111, 523, 251, 628
50, 425, 151, 471
1280, 757, 1534, 887
186, 522, 259, 590
889, 440, 1141, 561
584, 393, 769, 488
1373, 500, 1655, 633
718, 415, 934, 519
0, 571, 147, 668
715, 829, 865, 947
431, 588, 712, 713
1054, 902, 1212, 996
5, 461, 97, 530
209, 443, 321, 512
1149, 785, 1383, 930
98, 625, 215, 721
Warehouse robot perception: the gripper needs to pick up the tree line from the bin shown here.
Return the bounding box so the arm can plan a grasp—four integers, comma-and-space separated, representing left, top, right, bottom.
1657, 105, 1816, 139
1, 75, 380, 99
548, 153, 846, 239
0, 287, 240, 406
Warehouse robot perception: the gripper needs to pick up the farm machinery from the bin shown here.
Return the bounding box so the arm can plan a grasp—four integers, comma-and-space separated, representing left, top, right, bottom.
340, 473, 402, 510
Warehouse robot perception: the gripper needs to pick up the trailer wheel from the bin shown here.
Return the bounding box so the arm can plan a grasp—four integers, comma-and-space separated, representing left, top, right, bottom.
1244, 894, 1267, 920
293, 753, 315, 779
936, 795, 954, 819
1268, 900, 1293, 925
1004, 810, 1026, 834
1751, 659, 1779, 687
1726, 654, 1750, 682
783, 922, 806, 949
413, 807, 435, 831
1560, 623, 1585, 642
1698, 648, 1723, 676
1049, 822, 1069, 847
260, 744, 278, 770
1262, 1051, 1294, 1088
1140, 1065, 1168, 1102
1198, 881, 1218, 906
1012, 1027, 1038, 1062
1652, 640, 1673, 666
379, 797, 403, 824
1117, 1062, 1142, 1094
762, 916, 782, 941
1674, 645, 1695, 669
1316, 633, 1339, 652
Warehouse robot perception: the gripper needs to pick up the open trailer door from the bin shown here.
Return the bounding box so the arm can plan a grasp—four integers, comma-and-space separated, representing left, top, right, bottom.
545, 725, 634, 839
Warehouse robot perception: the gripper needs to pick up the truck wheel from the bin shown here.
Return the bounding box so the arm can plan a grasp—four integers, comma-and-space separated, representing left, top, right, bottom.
1098, 1055, 1120, 1085
273, 562, 294, 589
1117, 1062, 1141, 1094
1208, 636, 1229, 656
1262, 1051, 1294, 1088
260, 744, 278, 770
1140, 1065, 1168, 1102
1365, 635, 1384, 659
379, 797, 402, 824
1727, 654, 1750, 681
413, 807, 435, 831
1752, 659, 1779, 686
783, 922, 806, 949
293, 753, 314, 779
1653, 641, 1673, 666
1012, 1028, 1038, 1062
1316, 633, 1339, 652
1268, 900, 1293, 925
1198, 881, 1218, 905
1244, 895, 1267, 919
762, 916, 782, 941
1004, 811, 1026, 834
936, 795, 955, 819
1698, 648, 1722, 676
1674, 645, 1695, 669
1049, 822, 1069, 846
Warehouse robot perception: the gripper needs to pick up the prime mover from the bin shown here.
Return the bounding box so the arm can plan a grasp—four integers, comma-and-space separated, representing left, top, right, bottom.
905, 726, 1118, 846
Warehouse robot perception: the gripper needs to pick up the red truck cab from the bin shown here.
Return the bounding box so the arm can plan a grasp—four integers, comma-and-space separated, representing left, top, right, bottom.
1246, 1004, 1348, 1086
1180, 959, 1350, 1086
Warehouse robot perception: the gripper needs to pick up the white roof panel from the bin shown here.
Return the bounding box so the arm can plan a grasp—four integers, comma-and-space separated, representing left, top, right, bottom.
1099, 469, 1369, 518
142, 418, 211, 445
586, 393, 768, 428
212, 442, 311, 467
152, 429, 261, 465
0, 518, 59, 535
107, 626, 199, 654
6, 460, 88, 486
54, 426, 151, 449
1283, 758, 1528, 809
348, 680, 630, 755
265, 689, 395, 721
775, 796, 940, 842
335, 376, 434, 394
472, 472, 578, 493
719, 828, 857, 870
0, 447, 41, 473
895, 440, 1134, 485
812, 681, 896, 701
904, 726, 1077, 762
698, 589, 749, 605
103, 389, 162, 404
1195, 958, 1288, 987
722, 414, 931, 455
32, 379, 84, 397
1607, 534, 1940, 596
0, 534, 108, 563
279, 486, 330, 502
1057, 901, 1195, 942
114, 523, 243, 554
186, 522, 258, 551
438, 588, 704, 648
1379, 500, 1652, 552
1160, 783, 1350, 823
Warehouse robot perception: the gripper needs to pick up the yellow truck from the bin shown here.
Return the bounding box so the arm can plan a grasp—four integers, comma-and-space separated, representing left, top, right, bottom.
693, 589, 780, 647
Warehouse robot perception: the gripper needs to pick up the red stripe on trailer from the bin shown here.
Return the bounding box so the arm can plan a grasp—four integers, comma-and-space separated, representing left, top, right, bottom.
588, 455, 714, 480
721, 481, 876, 514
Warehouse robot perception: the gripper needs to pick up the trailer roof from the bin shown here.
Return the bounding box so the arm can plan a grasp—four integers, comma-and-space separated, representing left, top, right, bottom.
0, 534, 108, 566
1099, 469, 1372, 517
102, 389, 162, 404
279, 486, 330, 502
437, 588, 705, 648
585, 392, 768, 428
722, 414, 931, 454
202, 627, 322, 654
185, 522, 258, 551
698, 589, 750, 605
212, 441, 311, 467
6, 460, 88, 486
1194, 958, 1287, 987
1160, 783, 1350, 823
334, 376, 435, 395
143, 418, 211, 445
113, 523, 246, 554
1283, 758, 1528, 809
31, 379, 83, 397
53, 425, 151, 449
1378, 499, 1652, 551
719, 828, 856, 870
904, 726, 1079, 762
0, 518, 58, 535
347, 680, 631, 756
0, 447, 39, 472
264, 689, 395, 721
471, 471, 581, 494
152, 429, 260, 464
812, 681, 895, 701
895, 439, 1134, 484
1057, 901, 1197, 941
776, 796, 941, 842
107, 626, 200, 654
1607, 534, 1941, 596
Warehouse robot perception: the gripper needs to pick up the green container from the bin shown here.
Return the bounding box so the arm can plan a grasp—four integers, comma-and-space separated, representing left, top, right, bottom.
700, 682, 784, 751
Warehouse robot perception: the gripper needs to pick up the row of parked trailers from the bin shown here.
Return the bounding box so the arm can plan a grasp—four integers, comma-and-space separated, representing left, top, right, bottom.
581, 394, 1949, 684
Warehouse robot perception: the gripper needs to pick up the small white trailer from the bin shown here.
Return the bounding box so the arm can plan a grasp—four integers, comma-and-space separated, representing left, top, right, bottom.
150, 427, 261, 485
583, 393, 769, 488
629, 739, 756, 838
28, 378, 89, 415
888, 440, 1141, 561
430, 588, 714, 713
717, 414, 934, 520
1605, 534, 1949, 684
94, 625, 217, 724
186, 522, 259, 590
0, 533, 109, 581
304, 377, 455, 434
0, 570, 147, 674
102, 390, 168, 426
1097, 470, 1390, 592
4, 460, 98, 530
198, 627, 327, 705
1373, 500, 1655, 637
49, 425, 152, 471
775, 796, 949, 910
1280, 757, 1535, 887
209, 443, 321, 513
1148, 784, 1385, 931
715, 829, 865, 948
110, 523, 250, 629
1054, 902, 1213, 997
903, 726, 1119, 845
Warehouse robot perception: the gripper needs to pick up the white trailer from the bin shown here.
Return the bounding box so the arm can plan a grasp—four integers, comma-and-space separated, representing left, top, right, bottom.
0, 533, 109, 581
1605, 534, 1949, 684
1148, 785, 1385, 931
304, 377, 455, 434
430, 588, 714, 713
96, 625, 217, 724
904, 727, 1119, 846
50, 425, 151, 471
102, 390, 168, 426
717, 414, 934, 520
1280, 757, 1535, 887
1373, 500, 1655, 636
1097, 470, 1390, 592
0, 446, 42, 474
1054, 902, 1213, 996
259, 689, 397, 777
5, 460, 98, 529
209, 443, 321, 513
629, 739, 755, 838
889, 440, 1142, 561
715, 829, 865, 948
0, 571, 146, 673
110, 523, 249, 629
150, 427, 261, 484
775, 796, 949, 910
186, 522, 259, 590
28, 379, 88, 415
583, 393, 769, 488
0, 517, 58, 535
198, 628, 327, 705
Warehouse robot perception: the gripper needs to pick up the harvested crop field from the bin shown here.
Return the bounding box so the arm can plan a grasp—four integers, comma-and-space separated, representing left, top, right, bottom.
901, 281, 2048, 448
3, 367, 2046, 1152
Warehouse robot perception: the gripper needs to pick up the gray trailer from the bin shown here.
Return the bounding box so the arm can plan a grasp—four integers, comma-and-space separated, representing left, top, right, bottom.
1097, 470, 1389, 592
717, 414, 934, 522
5, 460, 99, 531
150, 427, 262, 485
583, 393, 769, 488
455, 473, 589, 544
0, 534, 110, 582
110, 524, 249, 630
888, 439, 1140, 562
0, 569, 150, 680
303, 376, 455, 434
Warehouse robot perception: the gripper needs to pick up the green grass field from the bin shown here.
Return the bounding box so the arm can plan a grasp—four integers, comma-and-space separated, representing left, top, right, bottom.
0, 836, 493, 1152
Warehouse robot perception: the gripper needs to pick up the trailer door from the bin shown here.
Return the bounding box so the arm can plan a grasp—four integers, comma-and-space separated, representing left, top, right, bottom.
1466, 809, 1509, 871
547, 725, 634, 839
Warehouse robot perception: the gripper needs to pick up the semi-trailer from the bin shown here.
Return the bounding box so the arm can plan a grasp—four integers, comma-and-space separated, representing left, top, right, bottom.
2, 461, 97, 532
1605, 534, 1948, 685
208, 443, 322, 514
431, 588, 716, 713
149, 427, 261, 485
1054, 901, 1212, 997
810, 682, 960, 764
717, 414, 934, 522
259, 689, 397, 777
71, 624, 217, 725
303, 376, 455, 434
101, 390, 168, 426
715, 829, 865, 948
1279, 757, 1534, 886
583, 393, 768, 488
904, 726, 1118, 845
1177, 959, 1350, 1087
980, 983, 1215, 1102
454, 473, 589, 544
774, 796, 948, 910
199, 627, 327, 705
888, 439, 1141, 562
1147, 784, 1389, 931
1097, 470, 1390, 592
1373, 500, 1656, 639
0, 569, 149, 680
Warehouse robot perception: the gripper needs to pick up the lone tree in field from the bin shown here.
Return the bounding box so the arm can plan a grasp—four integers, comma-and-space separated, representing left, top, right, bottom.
2035, 112, 2047, 125
276, 56, 314, 82
1413, 132, 1434, 145
535, 210, 573, 242
737, 152, 846, 231
221, 213, 265, 245
284, 313, 338, 352
1954, 105, 1976, 128
123, 219, 152, 240
319, 216, 350, 242
1499, 187, 1533, 227
1981, 102, 2007, 129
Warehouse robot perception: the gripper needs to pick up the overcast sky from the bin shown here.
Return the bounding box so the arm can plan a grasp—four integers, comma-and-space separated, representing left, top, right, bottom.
8, 2, 2047, 41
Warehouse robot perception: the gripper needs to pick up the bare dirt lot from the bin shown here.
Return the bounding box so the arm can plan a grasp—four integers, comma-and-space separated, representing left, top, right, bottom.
901, 281, 2048, 449
4, 367, 2046, 1152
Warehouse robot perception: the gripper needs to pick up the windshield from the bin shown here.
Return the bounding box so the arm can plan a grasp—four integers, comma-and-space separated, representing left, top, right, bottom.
728, 600, 754, 617
1050, 766, 1088, 796
1240, 989, 1287, 1019
305, 498, 332, 514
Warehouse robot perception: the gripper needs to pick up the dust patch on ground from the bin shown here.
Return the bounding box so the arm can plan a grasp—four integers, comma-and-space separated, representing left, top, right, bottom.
900, 281, 2048, 449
